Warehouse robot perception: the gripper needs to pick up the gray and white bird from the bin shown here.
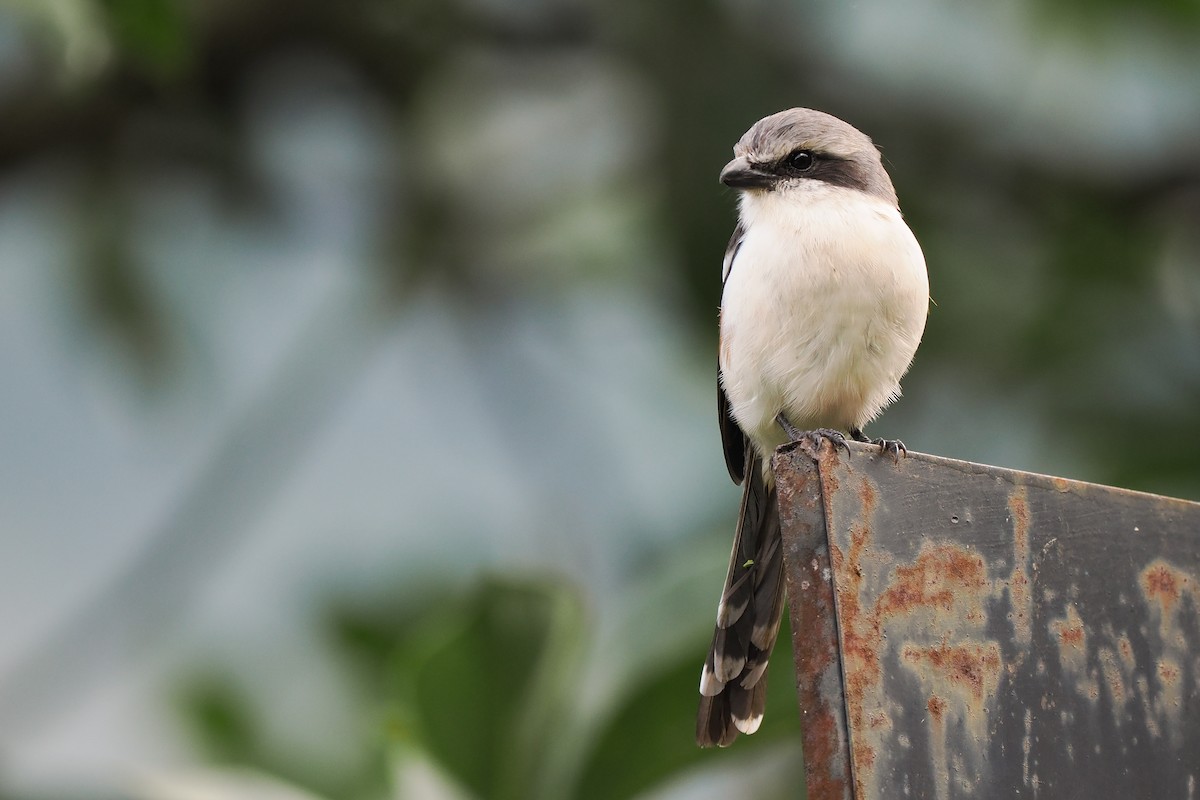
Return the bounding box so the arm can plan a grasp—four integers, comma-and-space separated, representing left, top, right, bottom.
697, 108, 929, 747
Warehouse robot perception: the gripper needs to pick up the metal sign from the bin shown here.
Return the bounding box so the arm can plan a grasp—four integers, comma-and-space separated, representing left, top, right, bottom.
775, 441, 1200, 799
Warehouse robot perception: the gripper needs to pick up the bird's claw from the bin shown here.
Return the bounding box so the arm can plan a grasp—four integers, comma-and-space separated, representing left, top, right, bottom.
777, 414, 850, 458
849, 428, 906, 462
810, 429, 851, 457
872, 437, 907, 462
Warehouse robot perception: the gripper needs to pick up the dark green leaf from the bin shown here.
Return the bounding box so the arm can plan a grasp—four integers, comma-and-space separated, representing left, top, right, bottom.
396, 577, 583, 800
100, 0, 192, 79
574, 611, 803, 800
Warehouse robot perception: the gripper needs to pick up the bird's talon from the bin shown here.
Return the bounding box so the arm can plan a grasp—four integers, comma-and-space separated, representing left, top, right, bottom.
818, 429, 851, 456
788, 426, 851, 459
873, 437, 907, 462
851, 428, 906, 462
776, 415, 852, 458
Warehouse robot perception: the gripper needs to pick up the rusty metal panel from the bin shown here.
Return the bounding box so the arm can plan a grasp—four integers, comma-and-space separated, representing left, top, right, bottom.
775, 447, 853, 800
773, 441, 1200, 800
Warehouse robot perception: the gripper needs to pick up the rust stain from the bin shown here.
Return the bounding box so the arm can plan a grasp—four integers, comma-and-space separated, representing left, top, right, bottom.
800, 700, 851, 800
856, 741, 877, 773
1154, 657, 1185, 742
903, 642, 1003, 705
1058, 625, 1083, 648
858, 479, 876, 517
1142, 560, 1184, 616
1050, 604, 1093, 704
1116, 634, 1136, 674
1009, 488, 1029, 555
876, 546, 988, 618
1008, 487, 1032, 645
927, 693, 950, 800
830, 543, 844, 575
927, 695, 947, 721
1138, 558, 1200, 678
836, 519, 879, 794
1053, 606, 1086, 651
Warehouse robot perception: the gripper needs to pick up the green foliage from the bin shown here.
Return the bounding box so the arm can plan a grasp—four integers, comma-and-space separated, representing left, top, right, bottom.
176, 576, 804, 800
176, 670, 389, 800
1034, 0, 1200, 35
100, 0, 192, 79
575, 615, 801, 800
179, 676, 258, 763
576, 657, 712, 800
393, 578, 582, 800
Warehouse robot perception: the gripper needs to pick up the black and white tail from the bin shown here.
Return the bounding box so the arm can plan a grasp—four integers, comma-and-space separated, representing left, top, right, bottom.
696, 451, 786, 747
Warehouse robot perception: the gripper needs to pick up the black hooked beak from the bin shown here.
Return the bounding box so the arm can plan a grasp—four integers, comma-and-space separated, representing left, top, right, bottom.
720, 156, 775, 189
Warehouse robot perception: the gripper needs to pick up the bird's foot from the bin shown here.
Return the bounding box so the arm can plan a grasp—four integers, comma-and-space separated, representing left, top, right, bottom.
778, 414, 850, 457
849, 428, 907, 462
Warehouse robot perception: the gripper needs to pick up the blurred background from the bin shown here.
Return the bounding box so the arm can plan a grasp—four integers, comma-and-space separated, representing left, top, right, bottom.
1, 0, 1198, 797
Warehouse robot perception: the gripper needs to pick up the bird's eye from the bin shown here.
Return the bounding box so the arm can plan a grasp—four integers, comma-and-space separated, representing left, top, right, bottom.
786, 150, 815, 171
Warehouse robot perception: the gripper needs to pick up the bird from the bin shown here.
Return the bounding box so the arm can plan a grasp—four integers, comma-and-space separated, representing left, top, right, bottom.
696, 108, 929, 747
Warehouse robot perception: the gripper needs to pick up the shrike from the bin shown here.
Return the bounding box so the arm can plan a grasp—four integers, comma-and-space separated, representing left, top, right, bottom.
697, 108, 929, 747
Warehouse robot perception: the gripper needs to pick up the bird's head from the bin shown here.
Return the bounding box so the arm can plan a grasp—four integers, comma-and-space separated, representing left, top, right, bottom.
720, 108, 898, 208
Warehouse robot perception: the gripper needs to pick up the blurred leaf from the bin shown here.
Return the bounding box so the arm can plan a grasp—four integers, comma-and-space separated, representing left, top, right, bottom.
1034, 0, 1200, 33
100, 0, 192, 80
573, 608, 802, 800
80, 215, 174, 379
178, 675, 259, 764
175, 672, 388, 800
393, 577, 584, 800
73, 160, 176, 380
327, 580, 461, 687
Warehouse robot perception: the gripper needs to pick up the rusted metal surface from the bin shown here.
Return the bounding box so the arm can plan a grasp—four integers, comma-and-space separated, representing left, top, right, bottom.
774, 444, 853, 800
774, 441, 1200, 799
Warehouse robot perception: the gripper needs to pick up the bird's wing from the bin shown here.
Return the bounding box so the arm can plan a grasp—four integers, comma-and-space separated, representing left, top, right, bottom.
718, 221, 748, 485
721, 220, 744, 284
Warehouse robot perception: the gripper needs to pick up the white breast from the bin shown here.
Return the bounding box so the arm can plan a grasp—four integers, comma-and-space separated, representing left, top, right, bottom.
719, 183, 929, 456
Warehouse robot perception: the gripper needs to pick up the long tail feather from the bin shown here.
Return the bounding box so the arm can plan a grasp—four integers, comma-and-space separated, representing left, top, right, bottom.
696, 450, 785, 747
